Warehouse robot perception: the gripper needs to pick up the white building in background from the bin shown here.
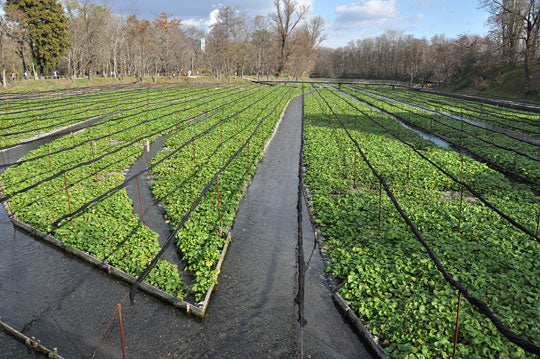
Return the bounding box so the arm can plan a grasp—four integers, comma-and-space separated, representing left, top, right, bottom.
201, 38, 206, 53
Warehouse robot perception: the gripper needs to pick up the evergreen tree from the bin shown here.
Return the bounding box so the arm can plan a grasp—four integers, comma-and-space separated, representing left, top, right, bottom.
5, 0, 68, 75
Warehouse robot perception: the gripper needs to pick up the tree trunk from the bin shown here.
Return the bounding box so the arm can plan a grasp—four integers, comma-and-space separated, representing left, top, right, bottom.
31, 62, 38, 79
18, 48, 27, 73
523, 43, 530, 94
2, 68, 6, 88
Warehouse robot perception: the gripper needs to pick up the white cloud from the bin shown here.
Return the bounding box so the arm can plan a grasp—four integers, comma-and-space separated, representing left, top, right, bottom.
335, 0, 399, 28
205, 8, 221, 28
183, 18, 205, 28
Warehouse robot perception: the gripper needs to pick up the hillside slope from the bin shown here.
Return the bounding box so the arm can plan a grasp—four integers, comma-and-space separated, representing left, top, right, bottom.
439, 61, 540, 104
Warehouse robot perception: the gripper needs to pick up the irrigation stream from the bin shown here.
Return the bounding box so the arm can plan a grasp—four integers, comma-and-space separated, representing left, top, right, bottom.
353, 87, 540, 145
123, 110, 215, 291
334, 86, 452, 150
124, 135, 189, 285
0, 92, 374, 358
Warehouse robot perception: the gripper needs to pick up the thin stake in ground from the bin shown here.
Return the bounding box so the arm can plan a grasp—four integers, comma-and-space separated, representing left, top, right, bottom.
453, 291, 463, 359
136, 175, 145, 226
216, 175, 222, 236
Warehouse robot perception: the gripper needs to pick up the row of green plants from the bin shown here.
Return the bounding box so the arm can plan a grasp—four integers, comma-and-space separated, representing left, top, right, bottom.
303, 88, 539, 358
363, 86, 539, 135
149, 85, 298, 300
0, 86, 209, 147
345, 86, 540, 187
0, 85, 264, 298
1, 85, 152, 112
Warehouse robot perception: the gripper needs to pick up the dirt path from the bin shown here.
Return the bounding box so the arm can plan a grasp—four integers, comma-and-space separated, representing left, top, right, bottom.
0, 94, 373, 358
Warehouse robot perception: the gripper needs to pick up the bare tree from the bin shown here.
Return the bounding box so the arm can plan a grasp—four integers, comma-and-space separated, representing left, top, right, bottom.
481, 0, 540, 92
307, 16, 326, 48
271, 0, 309, 76
0, 3, 21, 86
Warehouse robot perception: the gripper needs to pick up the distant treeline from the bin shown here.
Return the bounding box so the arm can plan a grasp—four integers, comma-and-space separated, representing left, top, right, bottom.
313, 0, 540, 94
0, 0, 325, 87
0, 0, 538, 94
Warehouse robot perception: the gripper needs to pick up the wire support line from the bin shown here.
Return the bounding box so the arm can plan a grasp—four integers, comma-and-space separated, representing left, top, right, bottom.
0, 86, 253, 169
316, 88, 540, 355
351, 86, 540, 147
328, 88, 540, 242
49, 87, 282, 228
128, 88, 291, 303
0, 86, 235, 146
343, 88, 540, 190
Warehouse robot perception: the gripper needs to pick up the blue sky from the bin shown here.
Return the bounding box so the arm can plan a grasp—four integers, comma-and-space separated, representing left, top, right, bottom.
110, 0, 490, 48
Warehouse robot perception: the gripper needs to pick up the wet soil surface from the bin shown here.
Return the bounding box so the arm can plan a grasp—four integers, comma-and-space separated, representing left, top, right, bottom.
0, 94, 373, 358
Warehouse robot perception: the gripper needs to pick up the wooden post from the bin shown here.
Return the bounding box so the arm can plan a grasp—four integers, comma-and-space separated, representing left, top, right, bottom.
136, 175, 145, 225
108, 119, 112, 145
216, 175, 223, 236
498, 132, 503, 160
378, 182, 382, 233
0, 181, 13, 214
536, 207, 540, 237
247, 140, 250, 174
117, 304, 126, 359
453, 292, 463, 359
90, 141, 98, 181
146, 86, 149, 136
63, 173, 72, 226
181, 122, 185, 144
364, 115, 368, 135
353, 149, 357, 189
407, 146, 411, 187
192, 141, 196, 175
458, 146, 464, 234
460, 120, 464, 153
1, 123, 5, 166
46, 137, 52, 172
